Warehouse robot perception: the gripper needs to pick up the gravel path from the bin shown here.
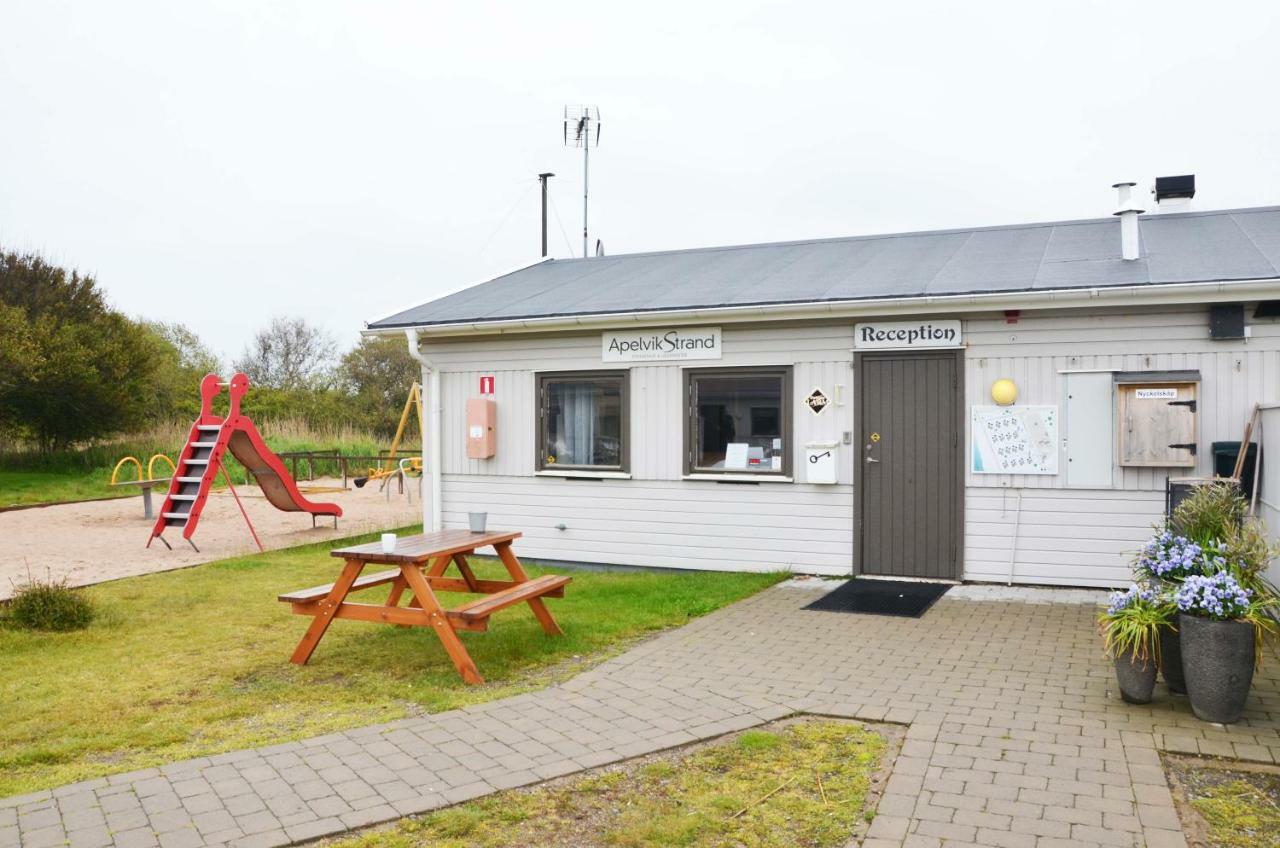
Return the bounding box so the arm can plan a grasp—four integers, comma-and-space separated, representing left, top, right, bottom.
0, 479, 420, 599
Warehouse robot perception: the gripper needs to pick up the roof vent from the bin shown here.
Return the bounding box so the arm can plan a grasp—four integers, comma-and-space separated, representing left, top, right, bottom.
1154, 174, 1195, 202
1112, 181, 1145, 261
1153, 174, 1195, 214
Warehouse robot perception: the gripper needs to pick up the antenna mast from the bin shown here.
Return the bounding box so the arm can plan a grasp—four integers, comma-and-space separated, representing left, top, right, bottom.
563, 105, 601, 258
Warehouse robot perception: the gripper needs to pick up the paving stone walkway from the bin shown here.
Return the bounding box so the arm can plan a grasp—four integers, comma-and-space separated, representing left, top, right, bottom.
6, 581, 1280, 848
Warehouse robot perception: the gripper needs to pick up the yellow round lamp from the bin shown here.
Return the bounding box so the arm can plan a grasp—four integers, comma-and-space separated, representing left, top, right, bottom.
991, 378, 1018, 406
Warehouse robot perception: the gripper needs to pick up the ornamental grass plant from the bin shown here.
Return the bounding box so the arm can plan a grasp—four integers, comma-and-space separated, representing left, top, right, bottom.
1098, 584, 1168, 667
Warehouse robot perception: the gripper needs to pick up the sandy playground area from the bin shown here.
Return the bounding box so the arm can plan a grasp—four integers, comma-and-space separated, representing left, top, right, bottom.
0, 478, 421, 599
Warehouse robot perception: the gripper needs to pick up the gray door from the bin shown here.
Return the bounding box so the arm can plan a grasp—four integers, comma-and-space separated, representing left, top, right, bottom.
858, 351, 962, 579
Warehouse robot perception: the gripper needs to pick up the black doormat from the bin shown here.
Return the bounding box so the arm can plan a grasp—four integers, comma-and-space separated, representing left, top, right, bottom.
802, 578, 951, 618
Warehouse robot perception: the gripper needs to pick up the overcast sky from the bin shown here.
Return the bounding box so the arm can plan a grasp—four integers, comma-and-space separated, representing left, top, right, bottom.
2, 1, 1277, 363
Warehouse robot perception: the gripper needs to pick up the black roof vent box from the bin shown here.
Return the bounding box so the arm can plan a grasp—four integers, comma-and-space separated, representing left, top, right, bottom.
1155, 175, 1196, 202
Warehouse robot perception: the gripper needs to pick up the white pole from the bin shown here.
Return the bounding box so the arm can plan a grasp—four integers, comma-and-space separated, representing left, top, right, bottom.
405, 329, 442, 532
582, 134, 589, 258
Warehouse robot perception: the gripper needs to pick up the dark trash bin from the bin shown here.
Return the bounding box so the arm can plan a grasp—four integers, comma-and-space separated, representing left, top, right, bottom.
1212, 440, 1258, 496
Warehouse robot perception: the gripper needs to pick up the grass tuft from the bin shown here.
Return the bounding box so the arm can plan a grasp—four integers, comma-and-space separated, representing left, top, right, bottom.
3, 574, 94, 631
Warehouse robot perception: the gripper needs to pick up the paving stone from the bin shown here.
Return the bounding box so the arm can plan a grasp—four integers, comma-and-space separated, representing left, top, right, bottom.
283, 817, 344, 843
22, 824, 68, 848
112, 827, 160, 848
231, 810, 280, 837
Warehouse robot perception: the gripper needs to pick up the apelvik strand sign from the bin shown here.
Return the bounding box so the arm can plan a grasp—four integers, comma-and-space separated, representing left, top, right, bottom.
853, 320, 962, 351
602, 327, 722, 362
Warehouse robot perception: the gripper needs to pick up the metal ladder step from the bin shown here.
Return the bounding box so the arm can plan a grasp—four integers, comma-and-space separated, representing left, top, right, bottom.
184, 458, 209, 465
192, 441, 217, 448
197, 424, 222, 431
162, 512, 190, 520
170, 494, 196, 501
177, 476, 204, 483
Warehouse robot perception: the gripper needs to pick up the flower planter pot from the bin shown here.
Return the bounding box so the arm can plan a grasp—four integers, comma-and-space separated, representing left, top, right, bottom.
1113, 649, 1157, 704
1158, 625, 1186, 695
1179, 613, 1255, 724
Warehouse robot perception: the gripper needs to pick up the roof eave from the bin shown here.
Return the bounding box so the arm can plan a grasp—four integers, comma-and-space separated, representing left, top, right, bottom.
363, 277, 1280, 339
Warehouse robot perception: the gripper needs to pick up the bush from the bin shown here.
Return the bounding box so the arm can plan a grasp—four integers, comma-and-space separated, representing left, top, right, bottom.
1172, 481, 1247, 543
4, 577, 94, 631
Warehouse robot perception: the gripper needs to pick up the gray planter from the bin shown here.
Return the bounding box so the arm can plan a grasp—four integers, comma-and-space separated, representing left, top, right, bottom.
1158, 625, 1186, 695
1179, 613, 1255, 724
1113, 648, 1158, 704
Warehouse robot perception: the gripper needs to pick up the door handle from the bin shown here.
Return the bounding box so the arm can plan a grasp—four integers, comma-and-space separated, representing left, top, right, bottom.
865, 456, 880, 464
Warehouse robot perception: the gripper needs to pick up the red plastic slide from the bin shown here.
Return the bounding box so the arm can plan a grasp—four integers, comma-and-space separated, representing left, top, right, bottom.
149, 373, 342, 551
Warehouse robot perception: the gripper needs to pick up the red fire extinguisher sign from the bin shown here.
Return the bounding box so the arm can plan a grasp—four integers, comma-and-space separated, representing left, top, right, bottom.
479, 376, 495, 395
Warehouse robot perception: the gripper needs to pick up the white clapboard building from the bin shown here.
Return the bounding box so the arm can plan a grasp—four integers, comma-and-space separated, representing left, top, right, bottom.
368, 181, 1280, 588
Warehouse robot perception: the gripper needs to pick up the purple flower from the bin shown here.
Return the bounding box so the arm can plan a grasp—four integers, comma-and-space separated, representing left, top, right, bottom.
1175, 572, 1252, 620
1106, 583, 1158, 616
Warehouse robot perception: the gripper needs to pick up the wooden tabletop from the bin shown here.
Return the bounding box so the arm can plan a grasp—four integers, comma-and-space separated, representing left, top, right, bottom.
331, 529, 522, 563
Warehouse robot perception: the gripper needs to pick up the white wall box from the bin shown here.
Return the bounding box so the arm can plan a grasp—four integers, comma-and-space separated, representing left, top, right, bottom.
805, 442, 839, 484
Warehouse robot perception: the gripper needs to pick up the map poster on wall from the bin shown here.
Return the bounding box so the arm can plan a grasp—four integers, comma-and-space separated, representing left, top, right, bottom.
971, 405, 1059, 475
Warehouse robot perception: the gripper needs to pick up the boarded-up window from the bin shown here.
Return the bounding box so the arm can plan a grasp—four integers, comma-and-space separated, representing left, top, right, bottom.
1117, 377, 1198, 467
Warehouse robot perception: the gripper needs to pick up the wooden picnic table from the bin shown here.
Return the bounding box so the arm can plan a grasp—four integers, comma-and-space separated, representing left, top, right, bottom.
278, 529, 570, 684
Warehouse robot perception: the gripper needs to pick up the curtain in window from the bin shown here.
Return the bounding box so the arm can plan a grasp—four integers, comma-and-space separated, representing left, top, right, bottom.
559, 382, 597, 465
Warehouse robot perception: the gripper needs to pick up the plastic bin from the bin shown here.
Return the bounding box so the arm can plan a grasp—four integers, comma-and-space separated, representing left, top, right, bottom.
1212, 441, 1258, 497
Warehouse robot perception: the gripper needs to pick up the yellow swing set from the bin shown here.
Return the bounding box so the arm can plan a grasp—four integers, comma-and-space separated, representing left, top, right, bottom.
354, 383, 424, 488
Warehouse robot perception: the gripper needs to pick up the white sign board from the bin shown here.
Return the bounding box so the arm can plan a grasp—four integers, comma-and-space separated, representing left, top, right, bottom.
971, 405, 1059, 475
1135, 388, 1178, 399
602, 327, 722, 363
854, 320, 962, 351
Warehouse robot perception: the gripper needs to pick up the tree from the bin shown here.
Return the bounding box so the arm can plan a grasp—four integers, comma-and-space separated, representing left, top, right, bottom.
233, 316, 338, 391
338, 334, 420, 437
138, 322, 224, 423
0, 251, 159, 452
148, 321, 222, 375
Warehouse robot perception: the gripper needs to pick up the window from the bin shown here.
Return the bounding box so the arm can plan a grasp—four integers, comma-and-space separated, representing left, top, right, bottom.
537, 371, 628, 471
685, 367, 791, 476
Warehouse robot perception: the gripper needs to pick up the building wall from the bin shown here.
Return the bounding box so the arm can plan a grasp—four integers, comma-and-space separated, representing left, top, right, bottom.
1260, 405, 1280, 587
419, 302, 1280, 586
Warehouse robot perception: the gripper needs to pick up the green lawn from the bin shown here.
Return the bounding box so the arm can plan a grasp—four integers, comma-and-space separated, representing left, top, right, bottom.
331, 720, 887, 848
0, 529, 783, 797
0, 469, 136, 508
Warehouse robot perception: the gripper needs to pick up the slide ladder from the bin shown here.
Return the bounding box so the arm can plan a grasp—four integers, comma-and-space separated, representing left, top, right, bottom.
149, 373, 342, 551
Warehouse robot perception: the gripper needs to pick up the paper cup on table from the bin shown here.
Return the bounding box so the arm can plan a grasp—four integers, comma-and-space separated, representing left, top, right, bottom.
380, 533, 397, 553
468, 512, 488, 533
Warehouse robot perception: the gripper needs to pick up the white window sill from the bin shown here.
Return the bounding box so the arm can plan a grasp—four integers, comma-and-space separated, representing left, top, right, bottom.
683, 473, 794, 483
536, 469, 632, 480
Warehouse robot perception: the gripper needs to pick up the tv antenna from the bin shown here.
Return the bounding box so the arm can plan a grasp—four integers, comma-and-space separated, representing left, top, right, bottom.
563, 105, 601, 258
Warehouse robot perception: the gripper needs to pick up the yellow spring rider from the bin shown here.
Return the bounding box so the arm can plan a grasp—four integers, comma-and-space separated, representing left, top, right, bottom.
109, 453, 177, 519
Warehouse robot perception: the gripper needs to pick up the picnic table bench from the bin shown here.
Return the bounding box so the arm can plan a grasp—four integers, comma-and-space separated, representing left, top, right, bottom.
279, 529, 569, 684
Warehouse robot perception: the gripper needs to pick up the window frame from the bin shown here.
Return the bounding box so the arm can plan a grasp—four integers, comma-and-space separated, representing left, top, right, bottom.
535, 369, 630, 474
683, 365, 793, 478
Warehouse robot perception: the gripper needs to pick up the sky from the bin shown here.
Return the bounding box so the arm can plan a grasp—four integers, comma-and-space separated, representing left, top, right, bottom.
2, 1, 1278, 364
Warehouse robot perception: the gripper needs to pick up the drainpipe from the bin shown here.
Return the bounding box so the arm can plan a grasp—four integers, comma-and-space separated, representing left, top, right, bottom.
405, 329, 442, 532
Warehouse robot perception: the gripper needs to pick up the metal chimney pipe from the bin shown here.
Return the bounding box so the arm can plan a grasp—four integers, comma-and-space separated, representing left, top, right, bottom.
1112, 181, 1145, 261
538, 172, 554, 257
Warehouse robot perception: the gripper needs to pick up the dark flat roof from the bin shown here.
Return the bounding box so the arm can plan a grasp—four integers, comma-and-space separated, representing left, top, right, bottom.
370, 206, 1280, 329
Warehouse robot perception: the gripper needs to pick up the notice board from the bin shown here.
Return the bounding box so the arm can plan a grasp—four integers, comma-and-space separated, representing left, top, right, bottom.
971, 405, 1059, 475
